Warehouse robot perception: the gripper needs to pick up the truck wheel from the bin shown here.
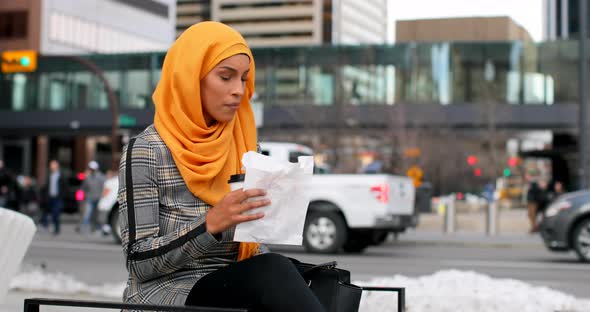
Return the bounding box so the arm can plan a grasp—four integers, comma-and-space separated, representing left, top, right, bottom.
573, 218, 590, 263
303, 211, 347, 254
110, 207, 122, 244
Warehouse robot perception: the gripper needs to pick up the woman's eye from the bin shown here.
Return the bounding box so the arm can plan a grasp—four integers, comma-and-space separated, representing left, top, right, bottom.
220, 76, 230, 81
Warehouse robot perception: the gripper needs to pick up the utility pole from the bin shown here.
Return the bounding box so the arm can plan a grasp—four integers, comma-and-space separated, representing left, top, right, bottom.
579, 0, 588, 189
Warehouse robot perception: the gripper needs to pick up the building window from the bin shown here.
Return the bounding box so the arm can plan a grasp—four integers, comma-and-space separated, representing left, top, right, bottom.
0, 11, 28, 39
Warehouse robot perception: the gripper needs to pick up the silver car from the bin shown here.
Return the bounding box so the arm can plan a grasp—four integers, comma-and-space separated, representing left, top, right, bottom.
540, 190, 590, 262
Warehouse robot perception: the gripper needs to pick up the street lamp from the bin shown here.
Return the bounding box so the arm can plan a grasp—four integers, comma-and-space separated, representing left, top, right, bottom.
579, 0, 589, 189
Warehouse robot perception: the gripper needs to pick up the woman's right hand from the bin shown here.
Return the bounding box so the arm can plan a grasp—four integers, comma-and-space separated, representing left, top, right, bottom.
205, 188, 269, 234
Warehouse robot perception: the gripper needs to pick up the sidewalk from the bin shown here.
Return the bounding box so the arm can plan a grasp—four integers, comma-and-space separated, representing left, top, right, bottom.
398, 208, 544, 248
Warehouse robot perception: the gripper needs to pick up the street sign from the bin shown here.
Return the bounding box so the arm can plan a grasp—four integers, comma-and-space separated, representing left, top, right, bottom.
403, 147, 421, 158
407, 165, 423, 187
119, 114, 137, 127
1, 50, 37, 73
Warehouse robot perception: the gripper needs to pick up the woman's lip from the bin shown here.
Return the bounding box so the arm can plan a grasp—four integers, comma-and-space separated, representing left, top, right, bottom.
225, 103, 240, 109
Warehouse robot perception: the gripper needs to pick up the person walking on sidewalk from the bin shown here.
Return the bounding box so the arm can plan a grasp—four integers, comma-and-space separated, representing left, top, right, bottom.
40, 160, 66, 235
79, 161, 106, 233
0, 159, 16, 209
527, 180, 550, 233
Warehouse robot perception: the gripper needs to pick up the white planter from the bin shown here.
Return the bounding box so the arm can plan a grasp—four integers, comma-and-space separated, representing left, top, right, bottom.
0, 208, 36, 303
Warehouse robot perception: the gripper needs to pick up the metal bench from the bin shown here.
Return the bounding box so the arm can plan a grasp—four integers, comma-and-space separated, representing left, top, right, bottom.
24, 286, 405, 312
23, 298, 250, 312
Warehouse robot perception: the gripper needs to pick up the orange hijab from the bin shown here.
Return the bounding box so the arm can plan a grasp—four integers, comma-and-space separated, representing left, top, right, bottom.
153, 22, 258, 261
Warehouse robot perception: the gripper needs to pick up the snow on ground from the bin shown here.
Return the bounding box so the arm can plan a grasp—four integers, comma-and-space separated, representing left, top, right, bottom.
9, 268, 590, 312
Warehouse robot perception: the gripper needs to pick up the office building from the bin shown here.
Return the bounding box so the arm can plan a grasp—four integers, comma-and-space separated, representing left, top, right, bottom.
396, 16, 533, 42
174, 0, 389, 47
176, 0, 210, 37
0, 0, 176, 182
1, 0, 176, 55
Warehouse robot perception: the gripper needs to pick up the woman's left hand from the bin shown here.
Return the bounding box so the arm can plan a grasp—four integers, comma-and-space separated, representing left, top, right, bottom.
205, 188, 269, 234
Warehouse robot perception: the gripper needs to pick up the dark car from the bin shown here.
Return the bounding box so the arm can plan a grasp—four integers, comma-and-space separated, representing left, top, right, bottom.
540, 190, 590, 262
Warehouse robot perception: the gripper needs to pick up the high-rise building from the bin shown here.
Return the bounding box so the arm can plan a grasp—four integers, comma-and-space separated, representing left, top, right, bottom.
0, 0, 176, 181
175, 0, 388, 47
0, 0, 176, 54
543, 0, 590, 40
396, 16, 533, 42
176, 0, 210, 37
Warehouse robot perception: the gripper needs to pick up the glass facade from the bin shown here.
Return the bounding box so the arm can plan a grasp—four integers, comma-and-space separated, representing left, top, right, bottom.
0, 40, 585, 111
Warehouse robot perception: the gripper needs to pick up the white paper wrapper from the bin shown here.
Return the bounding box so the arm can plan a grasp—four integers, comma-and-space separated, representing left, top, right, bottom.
233, 151, 314, 245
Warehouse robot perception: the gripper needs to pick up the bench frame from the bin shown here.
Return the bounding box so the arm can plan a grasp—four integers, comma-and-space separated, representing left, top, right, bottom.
24, 286, 405, 312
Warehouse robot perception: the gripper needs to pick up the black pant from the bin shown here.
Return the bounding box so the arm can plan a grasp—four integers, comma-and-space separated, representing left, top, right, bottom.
40, 197, 63, 234
185, 253, 325, 312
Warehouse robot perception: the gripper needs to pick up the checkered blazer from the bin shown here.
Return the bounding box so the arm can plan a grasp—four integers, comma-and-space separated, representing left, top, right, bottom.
118, 125, 262, 306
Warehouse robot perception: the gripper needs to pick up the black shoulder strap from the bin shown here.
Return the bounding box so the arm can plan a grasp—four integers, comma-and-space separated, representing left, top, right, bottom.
126, 138, 137, 252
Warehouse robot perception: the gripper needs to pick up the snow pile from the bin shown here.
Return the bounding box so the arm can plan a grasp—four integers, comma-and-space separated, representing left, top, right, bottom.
9, 268, 125, 299
9, 268, 590, 311
356, 270, 590, 312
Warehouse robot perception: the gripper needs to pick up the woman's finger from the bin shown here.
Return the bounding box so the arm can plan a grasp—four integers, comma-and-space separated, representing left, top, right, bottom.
236, 188, 266, 202
233, 212, 265, 223
238, 198, 270, 213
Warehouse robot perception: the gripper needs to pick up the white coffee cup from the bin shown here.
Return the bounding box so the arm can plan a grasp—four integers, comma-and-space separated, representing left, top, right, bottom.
228, 174, 245, 191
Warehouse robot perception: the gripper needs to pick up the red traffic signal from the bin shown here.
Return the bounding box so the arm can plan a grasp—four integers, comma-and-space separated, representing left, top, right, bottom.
467, 155, 478, 166
508, 157, 518, 167
474, 168, 482, 177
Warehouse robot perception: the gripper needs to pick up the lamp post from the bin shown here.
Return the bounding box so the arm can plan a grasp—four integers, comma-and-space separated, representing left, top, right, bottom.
579, 0, 589, 189
54, 55, 120, 171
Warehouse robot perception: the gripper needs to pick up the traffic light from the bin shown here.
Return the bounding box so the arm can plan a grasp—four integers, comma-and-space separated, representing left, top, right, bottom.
508, 156, 519, 167
474, 168, 482, 177
467, 155, 478, 166
503, 168, 511, 177
1, 50, 37, 73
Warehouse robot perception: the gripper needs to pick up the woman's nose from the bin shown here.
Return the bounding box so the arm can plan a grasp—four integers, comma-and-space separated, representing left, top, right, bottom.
232, 80, 245, 97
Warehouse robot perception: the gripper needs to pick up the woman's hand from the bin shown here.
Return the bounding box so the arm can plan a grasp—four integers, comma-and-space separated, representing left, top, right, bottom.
205, 188, 269, 234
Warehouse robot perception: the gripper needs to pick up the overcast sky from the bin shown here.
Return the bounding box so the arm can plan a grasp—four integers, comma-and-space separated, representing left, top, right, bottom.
388, 0, 545, 42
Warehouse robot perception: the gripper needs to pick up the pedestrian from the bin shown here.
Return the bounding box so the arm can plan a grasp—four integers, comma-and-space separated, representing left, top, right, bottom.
98, 169, 117, 235
526, 180, 540, 233
0, 159, 16, 209
118, 21, 325, 311
361, 153, 384, 174
18, 175, 39, 220
527, 180, 550, 233
79, 161, 106, 234
548, 180, 566, 202
40, 159, 66, 235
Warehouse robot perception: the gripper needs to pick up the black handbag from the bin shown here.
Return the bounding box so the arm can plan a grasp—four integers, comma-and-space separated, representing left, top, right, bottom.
290, 258, 362, 312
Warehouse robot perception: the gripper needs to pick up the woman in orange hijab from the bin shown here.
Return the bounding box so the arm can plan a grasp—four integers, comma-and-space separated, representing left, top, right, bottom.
117, 22, 325, 311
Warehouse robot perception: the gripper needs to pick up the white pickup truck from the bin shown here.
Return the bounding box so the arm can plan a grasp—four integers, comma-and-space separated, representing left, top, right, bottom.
99, 142, 417, 254
259, 142, 417, 253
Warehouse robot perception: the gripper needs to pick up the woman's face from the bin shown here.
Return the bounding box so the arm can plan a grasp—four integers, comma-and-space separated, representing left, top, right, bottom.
200, 54, 250, 126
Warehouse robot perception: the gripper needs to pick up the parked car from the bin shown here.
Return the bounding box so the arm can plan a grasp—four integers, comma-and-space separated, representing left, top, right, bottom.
259, 142, 417, 254
540, 190, 590, 262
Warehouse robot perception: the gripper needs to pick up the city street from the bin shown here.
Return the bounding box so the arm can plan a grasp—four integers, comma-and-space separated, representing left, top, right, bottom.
5, 222, 589, 311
